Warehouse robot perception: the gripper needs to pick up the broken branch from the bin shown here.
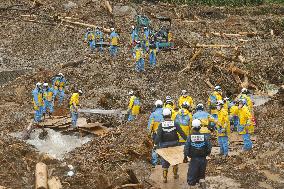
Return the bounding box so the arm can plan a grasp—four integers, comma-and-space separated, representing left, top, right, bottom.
179, 49, 203, 73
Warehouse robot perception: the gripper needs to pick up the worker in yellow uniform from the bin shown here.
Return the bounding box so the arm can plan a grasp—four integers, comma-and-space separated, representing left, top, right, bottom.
69, 90, 83, 128
238, 99, 253, 151
178, 90, 194, 109
32, 82, 44, 123
229, 100, 239, 132
192, 103, 212, 138
127, 90, 141, 121
208, 86, 223, 130
109, 28, 119, 57
215, 100, 230, 157
42, 83, 54, 117
175, 102, 193, 144
164, 96, 175, 110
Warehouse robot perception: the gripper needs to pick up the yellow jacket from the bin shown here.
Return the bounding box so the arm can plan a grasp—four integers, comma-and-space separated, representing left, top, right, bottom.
216, 108, 230, 137
128, 95, 140, 116
43, 89, 54, 102
33, 90, 44, 110
178, 96, 194, 109
230, 105, 239, 117
208, 91, 222, 114
135, 47, 143, 61
69, 93, 79, 111
238, 106, 252, 135
238, 94, 253, 112
176, 109, 192, 142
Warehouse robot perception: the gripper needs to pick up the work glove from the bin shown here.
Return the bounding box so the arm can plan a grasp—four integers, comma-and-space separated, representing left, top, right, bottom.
183, 157, 188, 163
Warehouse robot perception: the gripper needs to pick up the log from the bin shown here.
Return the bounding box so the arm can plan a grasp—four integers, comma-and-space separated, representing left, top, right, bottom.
119, 184, 143, 188
179, 49, 203, 73
196, 43, 237, 48
48, 177, 62, 189
103, 0, 113, 14
205, 79, 214, 89
126, 169, 139, 184
35, 162, 48, 189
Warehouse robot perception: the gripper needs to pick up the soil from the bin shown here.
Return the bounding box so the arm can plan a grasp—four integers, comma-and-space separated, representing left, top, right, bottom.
0, 0, 284, 188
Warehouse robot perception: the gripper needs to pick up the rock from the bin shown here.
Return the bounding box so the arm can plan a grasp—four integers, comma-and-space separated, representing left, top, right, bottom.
63, 1, 77, 11
113, 6, 137, 19
67, 171, 74, 177
263, 142, 272, 148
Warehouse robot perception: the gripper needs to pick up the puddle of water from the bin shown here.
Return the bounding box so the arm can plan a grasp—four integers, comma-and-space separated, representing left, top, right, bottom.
11, 128, 93, 160
253, 95, 271, 107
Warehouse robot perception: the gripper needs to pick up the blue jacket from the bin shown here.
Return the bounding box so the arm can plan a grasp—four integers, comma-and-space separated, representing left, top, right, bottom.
193, 110, 211, 120
147, 108, 164, 130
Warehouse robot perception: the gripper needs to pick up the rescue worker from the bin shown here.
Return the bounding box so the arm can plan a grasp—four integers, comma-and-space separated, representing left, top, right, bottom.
178, 90, 194, 109
32, 82, 44, 123
133, 41, 145, 72
94, 27, 103, 52
238, 99, 253, 151
149, 40, 158, 67
229, 100, 239, 132
175, 101, 192, 144
238, 88, 253, 112
143, 26, 150, 50
148, 100, 164, 167
109, 28, 119, 57
192, 104, 212, 137
184, 119, 212, 189
69, 89, 83, 128
163, 96, 175, 110
223, 97, 230, 111
207, 86, 223, 129
42, 83, 54, 117
84, 28, 95, 49
52, 73, 66, 106
155, 108, 187, 183
130, 25, 138, 46
215, 100, 230, 157
127, 90, 141, 121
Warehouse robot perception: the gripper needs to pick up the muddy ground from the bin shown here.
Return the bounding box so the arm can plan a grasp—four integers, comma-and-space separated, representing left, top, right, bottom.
0, 0, 284, 188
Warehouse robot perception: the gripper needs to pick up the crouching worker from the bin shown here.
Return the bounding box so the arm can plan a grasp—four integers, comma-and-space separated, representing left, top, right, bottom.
184, 119, 212, 189
155, 108, 187, 183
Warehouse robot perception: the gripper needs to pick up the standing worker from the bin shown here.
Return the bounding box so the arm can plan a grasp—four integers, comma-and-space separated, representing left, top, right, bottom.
133, 41, 145, 72
192, 103, 212, 137
207, 86, 223, 129
69, 90, 83, 129
109, 28, 119, 57
42, 83, 54, 117
148, 100, 164, 168
143, 26, 150, 51
94, 27, 104, 52
32, 82, 44, 123
149, 40, 158, 67
184, 119, 212, 189
229, 100, 239, 132
84, 28, 95, 49
175, 102, 192, 144
163, 96, 175, 110
238, 99, 253, 151
127, 90, 141, 121
130, 25, 138, 46
178, 90, 194, 109
155, 108, 187, 183
215, 100, 230, 157
52, 73, 67, 106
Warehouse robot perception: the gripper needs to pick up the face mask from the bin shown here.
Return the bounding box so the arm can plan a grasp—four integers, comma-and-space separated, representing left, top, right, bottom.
217, 106, 221, 110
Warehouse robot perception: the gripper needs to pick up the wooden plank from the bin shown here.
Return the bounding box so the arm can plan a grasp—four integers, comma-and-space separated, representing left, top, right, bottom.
35, 162, 48, 189
48, 177, 62, 189
79, 124, 109, 136
156, 145, 185, 165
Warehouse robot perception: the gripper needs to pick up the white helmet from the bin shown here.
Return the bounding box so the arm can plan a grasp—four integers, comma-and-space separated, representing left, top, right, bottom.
214, 85, 222, 91
162, 108, 172, 117
241, 88, 248, 93
155, 100, 163, 107
131, 25, 135, 29
43, 83, 48, 87
128, 90, 134, 95
192, 119, 201, 128
78, 89, 83, 94
224, 97, 229, 101
166, 96, 172, 101
181, 90, 187, 95
110, 28, 115, 31
36, 82, 42, 87
58, 73, 64, 77
216, 100, 224, 106
196, 103, 204, 110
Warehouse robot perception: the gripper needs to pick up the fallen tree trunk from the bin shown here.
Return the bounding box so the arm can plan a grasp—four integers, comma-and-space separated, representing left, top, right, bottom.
48, 177, 62, 189
179, 49, 203, 73
35, 162, 48, 189
103, 0, 113, 14
196, 43, 237, 48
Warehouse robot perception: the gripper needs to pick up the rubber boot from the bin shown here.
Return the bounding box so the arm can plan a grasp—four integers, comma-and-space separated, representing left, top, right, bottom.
163, 168, 168, 183
173, 165, 179, 179
200, 179, 206, 189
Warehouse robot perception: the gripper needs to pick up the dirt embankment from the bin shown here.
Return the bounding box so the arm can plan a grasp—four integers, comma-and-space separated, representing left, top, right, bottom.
0, 0, 283, 188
